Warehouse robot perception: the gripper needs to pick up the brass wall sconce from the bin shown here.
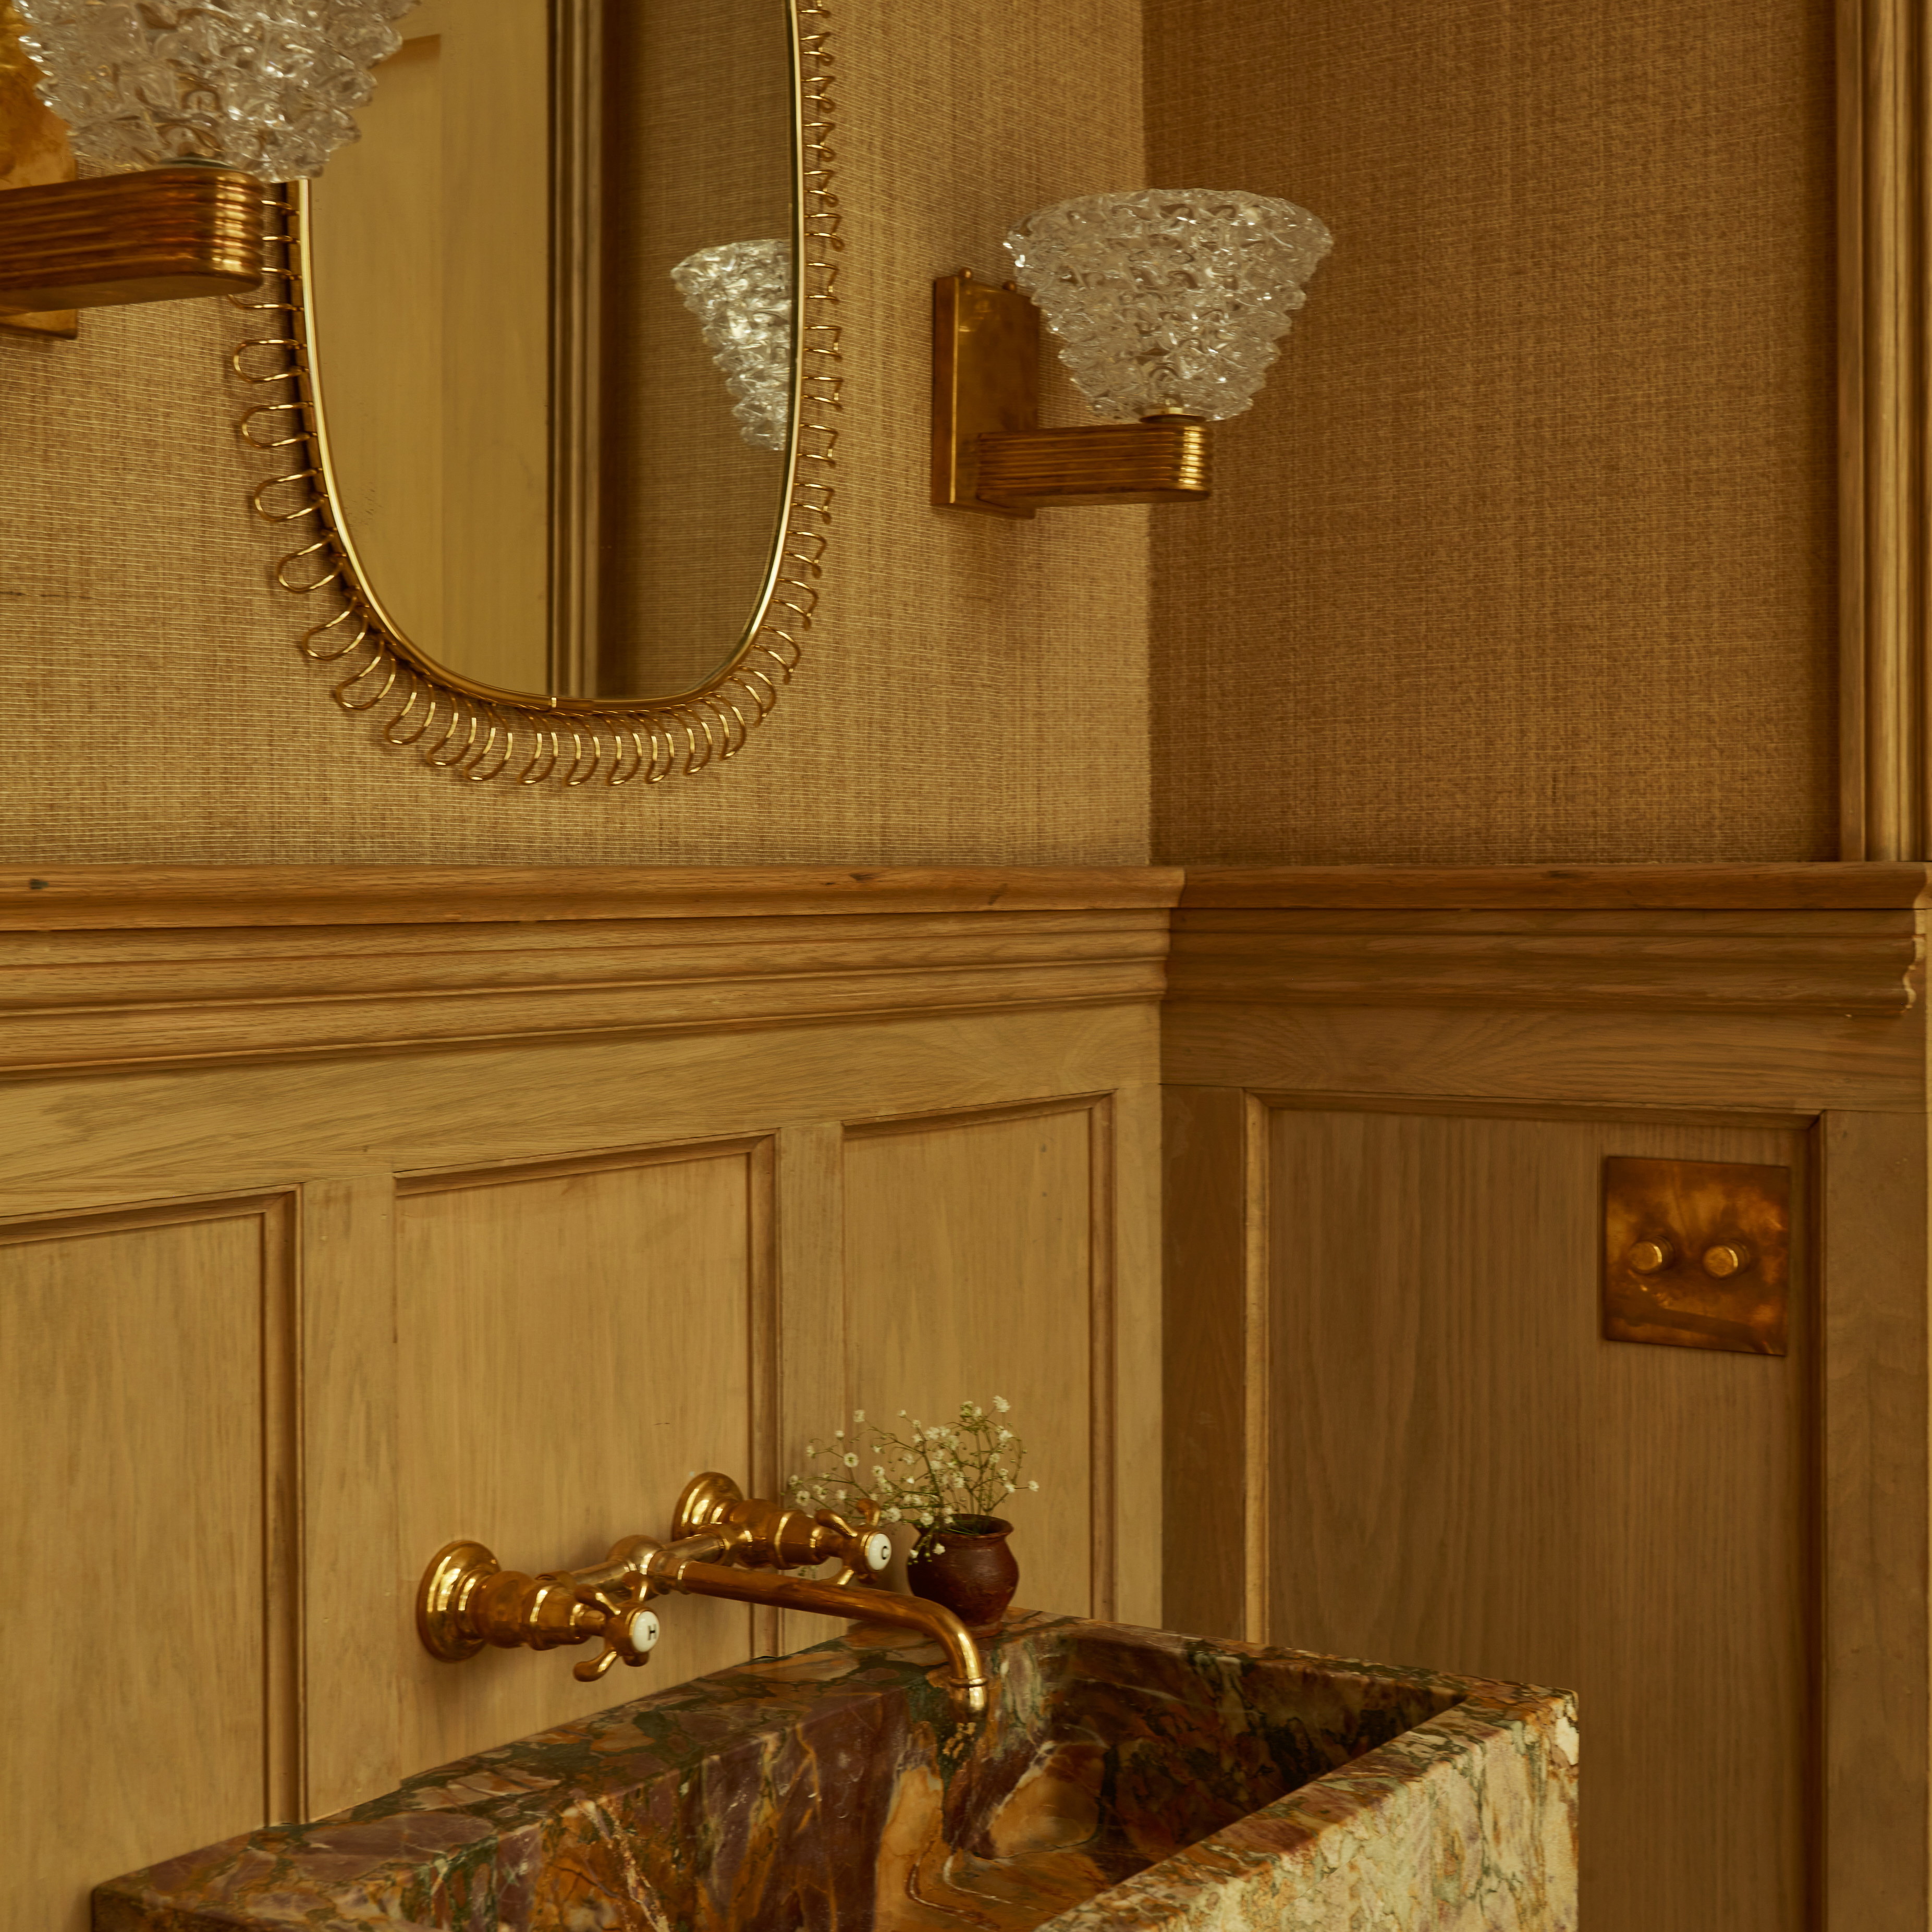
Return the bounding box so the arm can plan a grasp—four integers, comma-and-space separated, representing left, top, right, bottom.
0, 0, 412, 328
417, 1472, 992, 1715
933, 188, 1331, 518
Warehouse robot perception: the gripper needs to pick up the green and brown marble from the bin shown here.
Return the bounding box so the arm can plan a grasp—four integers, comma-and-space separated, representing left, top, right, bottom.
95, 1612, 1577, 1932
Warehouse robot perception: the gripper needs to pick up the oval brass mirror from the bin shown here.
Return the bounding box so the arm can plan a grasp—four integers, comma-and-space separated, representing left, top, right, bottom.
237, 0, 837, 786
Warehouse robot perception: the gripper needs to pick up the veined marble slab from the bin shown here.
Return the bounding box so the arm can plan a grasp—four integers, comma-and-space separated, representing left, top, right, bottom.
94, 1613, 1578, 1932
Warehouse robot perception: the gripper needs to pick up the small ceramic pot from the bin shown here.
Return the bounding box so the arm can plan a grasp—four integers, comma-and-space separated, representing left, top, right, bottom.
906, 1515, 1018, 1633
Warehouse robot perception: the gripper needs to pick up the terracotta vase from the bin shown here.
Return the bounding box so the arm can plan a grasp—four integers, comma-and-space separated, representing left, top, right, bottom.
906, 1515, 1018, 1633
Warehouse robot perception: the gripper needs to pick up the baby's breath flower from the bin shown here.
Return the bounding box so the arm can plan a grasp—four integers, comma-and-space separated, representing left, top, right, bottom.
797, 1398, 1029, 1552
1028, 1479, 1038, 1490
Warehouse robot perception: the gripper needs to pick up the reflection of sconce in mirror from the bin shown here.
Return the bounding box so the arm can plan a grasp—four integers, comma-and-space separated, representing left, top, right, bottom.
671, 237, 794, 453
933, 188, 1331, 518
0, 0, 414, 327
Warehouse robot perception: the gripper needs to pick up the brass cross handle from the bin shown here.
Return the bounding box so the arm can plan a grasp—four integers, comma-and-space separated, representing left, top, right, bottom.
671, 1471, 890, 1584
416, 1535, 664, 1677
570, 1595, 662, 1683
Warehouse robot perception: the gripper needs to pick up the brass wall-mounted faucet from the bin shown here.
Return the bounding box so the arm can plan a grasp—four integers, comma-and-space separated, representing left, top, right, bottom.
417, 1473, 991, 1714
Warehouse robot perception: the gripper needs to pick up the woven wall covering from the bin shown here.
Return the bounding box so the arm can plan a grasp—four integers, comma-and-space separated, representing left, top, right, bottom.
1145, 0, 1838, 865
0, 0, 1151, 865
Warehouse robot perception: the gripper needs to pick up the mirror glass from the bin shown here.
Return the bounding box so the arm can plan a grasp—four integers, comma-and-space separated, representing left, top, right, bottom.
304, 0, 796, 703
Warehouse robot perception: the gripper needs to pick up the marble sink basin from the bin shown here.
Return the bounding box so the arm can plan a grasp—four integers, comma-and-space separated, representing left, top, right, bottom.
95, 1612, 1576, 1932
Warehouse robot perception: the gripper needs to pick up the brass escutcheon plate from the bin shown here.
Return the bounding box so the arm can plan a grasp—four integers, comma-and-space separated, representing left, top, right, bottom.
1601, 1156, 1791, 1355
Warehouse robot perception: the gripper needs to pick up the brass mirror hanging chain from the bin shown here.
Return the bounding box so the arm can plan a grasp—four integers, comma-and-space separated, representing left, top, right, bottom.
226, 1, 839, 789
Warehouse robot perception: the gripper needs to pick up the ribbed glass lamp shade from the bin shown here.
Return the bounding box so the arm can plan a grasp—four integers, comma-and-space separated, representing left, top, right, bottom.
1005, 189, 1332, 422
14, 0, 418, 181
670, 237, 793, 453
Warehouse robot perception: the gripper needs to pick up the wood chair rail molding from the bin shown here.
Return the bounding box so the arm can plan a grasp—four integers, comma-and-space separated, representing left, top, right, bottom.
3, 864, 1927, 1077
0, 866, 1182, 1077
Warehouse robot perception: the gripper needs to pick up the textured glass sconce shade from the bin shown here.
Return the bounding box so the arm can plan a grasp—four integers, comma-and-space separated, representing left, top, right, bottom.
1006, 189, 1332, 422
14, 0, 418, 181
671, 237, 793, 453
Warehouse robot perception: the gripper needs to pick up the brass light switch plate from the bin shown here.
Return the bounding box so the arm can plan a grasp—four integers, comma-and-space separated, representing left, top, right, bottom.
1602, 1156, 1791, 1355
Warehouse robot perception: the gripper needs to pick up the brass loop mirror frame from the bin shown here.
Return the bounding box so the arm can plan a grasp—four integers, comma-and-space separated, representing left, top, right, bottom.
229, 0, 838, 789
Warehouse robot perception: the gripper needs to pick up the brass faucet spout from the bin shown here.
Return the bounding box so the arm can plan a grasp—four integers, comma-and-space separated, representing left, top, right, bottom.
655, 1556, 989, 1716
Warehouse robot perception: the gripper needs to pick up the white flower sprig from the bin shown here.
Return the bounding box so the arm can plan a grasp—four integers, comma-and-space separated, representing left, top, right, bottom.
789, 1397, 1037, 1554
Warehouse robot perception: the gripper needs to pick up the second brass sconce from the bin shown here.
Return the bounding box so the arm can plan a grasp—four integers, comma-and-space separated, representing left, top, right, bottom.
933, 188, 1331, 518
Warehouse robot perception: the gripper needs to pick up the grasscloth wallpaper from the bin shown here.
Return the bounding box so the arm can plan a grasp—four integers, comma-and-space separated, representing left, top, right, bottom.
0, 0, 1150, 865
1146, 0, 1839, 865
1, 0, 1842, 867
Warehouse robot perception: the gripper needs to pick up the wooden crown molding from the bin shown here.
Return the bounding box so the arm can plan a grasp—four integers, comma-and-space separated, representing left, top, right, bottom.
3, 865, 1925, 1074
0, 865, 1185, 931
1171, 867, 1926, 1017
1178, 864, 1932, 910
0, 866, 1179, 1075
1168, 913, 1921, 1016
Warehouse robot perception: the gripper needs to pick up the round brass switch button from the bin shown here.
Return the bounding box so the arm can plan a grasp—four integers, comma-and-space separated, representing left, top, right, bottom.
1701, 1242, 1751, 1279
1628, 1239, 1675, 1275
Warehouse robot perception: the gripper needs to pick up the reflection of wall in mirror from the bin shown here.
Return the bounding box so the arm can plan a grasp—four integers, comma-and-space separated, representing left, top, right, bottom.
599, 1, 794, 701
310, 0, 552, 698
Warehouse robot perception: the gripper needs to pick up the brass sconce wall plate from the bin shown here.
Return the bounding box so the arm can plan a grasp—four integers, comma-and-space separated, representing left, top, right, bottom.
1601, 1156, 1792, 1355
931, 268, 1211, 516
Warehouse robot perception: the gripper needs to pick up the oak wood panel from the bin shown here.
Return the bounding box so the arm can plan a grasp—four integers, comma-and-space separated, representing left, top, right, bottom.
0, 909, 1172, 1074
1163, 1002, 1925, 1115
842, 1103, 1098, 1619
0, 1197, 297, 1932
1105, 1082, 1159, 1623
1818, 1107, 1929, 1929
394, 1141, 767, 1771
773, 1119, 848, 1657
1107, 1078, 1164, 1627
1179, 863, 1932, 910
0, 863, 1185, 930
0, 1006, 1160, 1218
1160, 1086, 1251, 1641
1265, 1107, 1812, 1932
299, 1171, 402, 1817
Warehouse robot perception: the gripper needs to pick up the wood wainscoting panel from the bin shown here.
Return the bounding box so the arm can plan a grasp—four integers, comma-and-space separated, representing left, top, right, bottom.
1262, 1107, 1812, 1932
394, 1139, 771, 1772
842, 1102, 1104, 1620
0, 1195, 298, 1932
